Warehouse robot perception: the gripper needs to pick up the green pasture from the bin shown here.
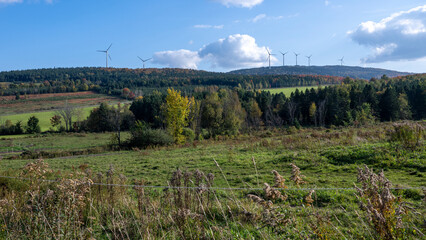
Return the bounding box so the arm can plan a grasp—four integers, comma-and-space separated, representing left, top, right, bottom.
263, 85, 320, 96
1, 125, 424, 190
0, 107, 94, 132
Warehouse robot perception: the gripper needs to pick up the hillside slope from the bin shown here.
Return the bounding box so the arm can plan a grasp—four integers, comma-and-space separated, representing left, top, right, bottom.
229, 65, 413, 79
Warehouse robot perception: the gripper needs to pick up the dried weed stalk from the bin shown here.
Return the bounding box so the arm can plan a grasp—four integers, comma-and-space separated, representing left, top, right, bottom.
355, 165, 416, 239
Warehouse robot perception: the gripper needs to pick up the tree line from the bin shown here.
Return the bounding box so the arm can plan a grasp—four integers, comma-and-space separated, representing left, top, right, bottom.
0, 67, 342, 97
1, 74, 424, 149
124, 75, 424, 143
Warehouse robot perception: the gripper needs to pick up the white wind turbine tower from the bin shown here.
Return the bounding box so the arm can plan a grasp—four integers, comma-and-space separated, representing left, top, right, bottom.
294, 52, 300, 66
266, 48, 276, 69
306, 55, 312, 67
138, 56, 152, 68
97, 44, 112, 68
280, 51, 288, 66
338, 56, 344, 66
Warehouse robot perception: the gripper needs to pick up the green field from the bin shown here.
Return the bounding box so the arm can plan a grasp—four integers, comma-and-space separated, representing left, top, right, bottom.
1, 122, 424, 239
1, 123, 424, 188
263, 85, 320, 96
0, 106, 95, 132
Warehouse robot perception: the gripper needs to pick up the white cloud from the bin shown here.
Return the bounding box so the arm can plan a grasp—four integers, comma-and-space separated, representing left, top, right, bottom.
0, 0, 53, 4
154, 34, 275, 70
153, 49, 201, 69
0, 0, 22, 3
199, 34, 276, 69
214, 0, 263, 8
349, 5, 426, 63
194, 24, 224, 29
252, 14, 266, 22
250, 14, 283, 23
325, 0, 330, 6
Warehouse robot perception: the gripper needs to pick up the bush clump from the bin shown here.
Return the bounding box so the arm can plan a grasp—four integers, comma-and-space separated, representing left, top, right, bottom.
128, 125, 173, 148
389, 122, 424, 149
182, 127, 195, 142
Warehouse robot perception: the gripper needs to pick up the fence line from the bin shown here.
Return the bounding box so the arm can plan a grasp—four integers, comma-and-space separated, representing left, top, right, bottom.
1, 175, 423, 192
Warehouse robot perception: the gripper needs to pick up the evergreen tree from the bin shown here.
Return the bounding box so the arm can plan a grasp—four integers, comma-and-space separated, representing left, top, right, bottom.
26, 116, 41, 134
379, 87, 400, 121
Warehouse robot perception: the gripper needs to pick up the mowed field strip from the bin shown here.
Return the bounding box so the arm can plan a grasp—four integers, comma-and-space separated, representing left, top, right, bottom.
0, 91, 124, 114
0, 91, 127, 132
263, 85, 320, 96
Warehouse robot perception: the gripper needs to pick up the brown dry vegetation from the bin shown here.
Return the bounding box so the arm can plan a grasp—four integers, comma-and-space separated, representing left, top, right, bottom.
0, 158, 424, 239
0, 91, 123, 115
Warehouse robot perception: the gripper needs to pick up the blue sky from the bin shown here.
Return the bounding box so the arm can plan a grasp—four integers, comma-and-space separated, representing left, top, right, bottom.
0, 0, 425, 73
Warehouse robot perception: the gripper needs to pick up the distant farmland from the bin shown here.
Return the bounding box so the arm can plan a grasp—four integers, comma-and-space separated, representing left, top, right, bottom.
0, 107, 95, 132
0, 91, 124, 115
0, 91, 126, 132
263, 85, 320, 96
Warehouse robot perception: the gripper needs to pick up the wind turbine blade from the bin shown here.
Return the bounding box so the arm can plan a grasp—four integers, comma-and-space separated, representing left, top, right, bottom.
144, 58, 152, 62
266, 47, 270, 55
138, 56, 143, 61
97, 50, 106, 52
109, 54, 112, 61
107, 44, 112, 51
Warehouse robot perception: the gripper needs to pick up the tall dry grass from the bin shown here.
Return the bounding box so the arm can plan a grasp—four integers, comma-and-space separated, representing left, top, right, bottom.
0, 159, 423, 239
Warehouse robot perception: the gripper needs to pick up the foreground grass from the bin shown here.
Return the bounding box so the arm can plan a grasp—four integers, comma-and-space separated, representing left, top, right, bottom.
0, 122, 424, 239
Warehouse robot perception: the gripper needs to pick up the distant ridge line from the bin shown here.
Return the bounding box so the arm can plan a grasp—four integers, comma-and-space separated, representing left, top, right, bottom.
229, 65, 415, 80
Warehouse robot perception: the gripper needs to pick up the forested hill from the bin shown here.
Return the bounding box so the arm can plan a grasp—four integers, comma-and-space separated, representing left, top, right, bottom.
229, 65, 413, 79
0, 67, 343, 96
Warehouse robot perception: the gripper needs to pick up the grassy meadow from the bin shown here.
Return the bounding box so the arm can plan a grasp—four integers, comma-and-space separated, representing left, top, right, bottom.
0, 122, 424, 239
0, 93, 424, 239
0, 91, 124, 115
0, 92, 128, 132
1, 123, 424, 188
0, 107, 94, 132
262, 85, 320, 95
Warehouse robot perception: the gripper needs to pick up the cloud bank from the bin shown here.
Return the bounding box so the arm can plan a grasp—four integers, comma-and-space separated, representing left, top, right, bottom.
349, 5, 426, 63
153, 50, 201, 69
214, 0, 263, 8
0, 0, 53, 4
153, 34, 276, 69
194, 24, 224, 29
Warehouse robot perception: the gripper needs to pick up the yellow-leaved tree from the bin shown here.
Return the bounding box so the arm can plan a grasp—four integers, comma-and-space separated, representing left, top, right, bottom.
164, 88, 192, 144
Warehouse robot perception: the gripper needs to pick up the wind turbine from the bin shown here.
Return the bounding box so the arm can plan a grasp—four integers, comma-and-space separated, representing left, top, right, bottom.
138, 56, 152, 68
306, 55, 312, 67
338, 56, 344, 66
294, 52, 300, 66
97, 44, 112, 68
266, 48, 276, 69
279, 51, 288, 66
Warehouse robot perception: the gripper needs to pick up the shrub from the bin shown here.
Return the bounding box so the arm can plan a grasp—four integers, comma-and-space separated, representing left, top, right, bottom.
128, 127, 173, 148
389, 122, 424, 149
182, 127, 195, 142
0, 120, 24, 135
199, 128, 210, 140
26, 116, 41, 134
